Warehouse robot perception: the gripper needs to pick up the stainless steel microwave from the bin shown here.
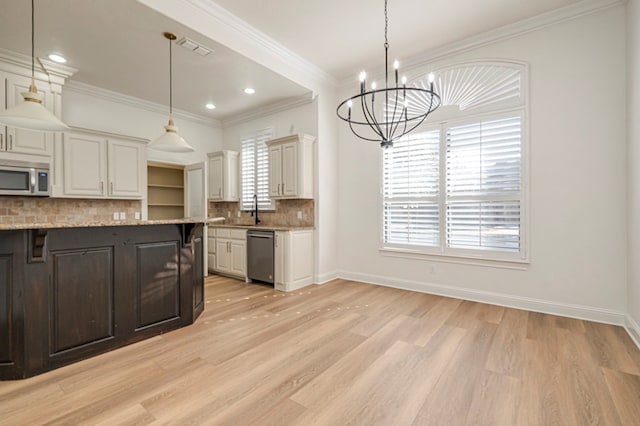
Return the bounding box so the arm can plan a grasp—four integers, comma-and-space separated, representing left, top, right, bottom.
0, 159, 50, 196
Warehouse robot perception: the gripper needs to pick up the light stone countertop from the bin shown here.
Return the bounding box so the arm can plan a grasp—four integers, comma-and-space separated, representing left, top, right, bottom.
208, 224, 315, 231
0, 218, 225, 231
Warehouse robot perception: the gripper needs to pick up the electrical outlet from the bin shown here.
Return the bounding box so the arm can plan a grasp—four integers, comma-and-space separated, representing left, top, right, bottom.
119, 212, 126, 220
297, 211, 302, 220
227, 211, 231, 218
134, 211, 141, 220
113, 212, 119, 220
237, 211, 241, 218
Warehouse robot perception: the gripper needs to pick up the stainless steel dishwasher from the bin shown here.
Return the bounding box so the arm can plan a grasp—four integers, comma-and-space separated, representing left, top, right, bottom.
247, 229, 274, 284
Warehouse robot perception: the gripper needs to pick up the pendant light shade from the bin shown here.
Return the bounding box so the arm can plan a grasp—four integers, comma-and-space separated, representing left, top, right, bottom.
148, 32, 194, 153
0, 0, 69, 132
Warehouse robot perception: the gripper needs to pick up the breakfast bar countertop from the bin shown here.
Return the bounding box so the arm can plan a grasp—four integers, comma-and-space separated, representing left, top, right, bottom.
0, 217, 225, 231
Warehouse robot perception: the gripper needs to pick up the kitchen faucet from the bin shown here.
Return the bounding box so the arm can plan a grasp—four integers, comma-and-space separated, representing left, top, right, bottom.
251, 193, 261, 225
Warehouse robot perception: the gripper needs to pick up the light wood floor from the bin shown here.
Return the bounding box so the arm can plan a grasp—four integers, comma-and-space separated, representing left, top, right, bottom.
2, 276, 640, 425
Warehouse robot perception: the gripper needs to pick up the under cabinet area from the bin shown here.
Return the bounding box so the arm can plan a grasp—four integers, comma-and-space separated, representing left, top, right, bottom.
267, 134, 315, 199
147, 163, 185, 220
53, 128, 146, 199
208, 150, 239, 202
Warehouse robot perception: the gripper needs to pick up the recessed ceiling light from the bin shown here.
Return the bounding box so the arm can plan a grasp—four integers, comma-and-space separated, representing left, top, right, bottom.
48, 54, 67, 63
205, 103, 216, 110
244, 87, 255, 95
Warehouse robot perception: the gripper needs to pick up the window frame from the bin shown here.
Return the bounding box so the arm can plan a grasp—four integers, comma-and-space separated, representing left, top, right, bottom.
379, 107, 529, 265
240, 127, 275, 212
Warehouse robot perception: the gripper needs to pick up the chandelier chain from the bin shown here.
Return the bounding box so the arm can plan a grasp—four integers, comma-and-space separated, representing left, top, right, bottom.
31, 0, 34, 80
169, 36, 173, 116
384, 0, 389, 49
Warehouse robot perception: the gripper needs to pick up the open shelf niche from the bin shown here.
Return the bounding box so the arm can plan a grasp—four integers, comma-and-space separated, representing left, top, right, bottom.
147, 162, 185, 219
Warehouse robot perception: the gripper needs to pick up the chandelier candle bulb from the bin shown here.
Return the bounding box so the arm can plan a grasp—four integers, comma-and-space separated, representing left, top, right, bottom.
359, 71, 366, 93
394, 60, 399, 84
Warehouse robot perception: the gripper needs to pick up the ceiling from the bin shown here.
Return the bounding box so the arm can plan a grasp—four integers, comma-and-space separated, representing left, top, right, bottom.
0, 0, 584, 121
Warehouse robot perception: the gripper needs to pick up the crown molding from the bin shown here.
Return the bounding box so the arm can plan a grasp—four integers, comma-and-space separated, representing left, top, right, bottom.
183, 0, 337, 89
339, 0, 625, 87
64, 80, 222, 128
138, 0, 336, 93
221, 92, 314, 127
0, 47, 77, 83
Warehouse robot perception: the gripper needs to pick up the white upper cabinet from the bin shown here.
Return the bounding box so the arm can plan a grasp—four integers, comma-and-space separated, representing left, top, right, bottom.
0, 73, 59, 159
55, 128, 146, 199
266, 134, 315, 199
108, 138, 145, 198
207, 150, 239, 201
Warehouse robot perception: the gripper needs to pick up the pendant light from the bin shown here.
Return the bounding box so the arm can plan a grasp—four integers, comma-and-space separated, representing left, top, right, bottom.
336, 0, 440, 148
0, 0, 69, 132
148, 32, 194, 153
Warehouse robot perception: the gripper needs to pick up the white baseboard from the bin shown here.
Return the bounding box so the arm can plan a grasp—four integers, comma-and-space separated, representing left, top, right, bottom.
337, 270, 626, 326
625, 314, 640, 351
314, 270, 340, 285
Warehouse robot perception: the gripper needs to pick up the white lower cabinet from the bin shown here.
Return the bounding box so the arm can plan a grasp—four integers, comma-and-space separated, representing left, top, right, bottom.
208, 226, 313, 290
274, 229, 314, 292
209, 228, 246, 279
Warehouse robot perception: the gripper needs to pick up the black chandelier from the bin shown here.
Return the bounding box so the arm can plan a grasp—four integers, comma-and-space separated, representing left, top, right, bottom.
336, 0, 441, 148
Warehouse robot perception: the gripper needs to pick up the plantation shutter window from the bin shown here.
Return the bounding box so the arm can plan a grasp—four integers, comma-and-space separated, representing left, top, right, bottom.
383, 129, 440, 247
241, 129, 274, 211
445, 116, 522, 253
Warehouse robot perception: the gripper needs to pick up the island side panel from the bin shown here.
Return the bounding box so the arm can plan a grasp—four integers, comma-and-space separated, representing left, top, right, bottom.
0, 223, 204, 380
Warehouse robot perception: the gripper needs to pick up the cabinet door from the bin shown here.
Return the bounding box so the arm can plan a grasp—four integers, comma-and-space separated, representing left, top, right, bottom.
185, 162, 206, 218
274, 231, 286, 291
63, 133, 107, 197
215, 239, 230, 273
281, 142, 298, 197
268, 144, 282, 197
208, 156, 223, 200
108, 139, 144, 198
229, 240, 246, 277
4, 75, 54, 157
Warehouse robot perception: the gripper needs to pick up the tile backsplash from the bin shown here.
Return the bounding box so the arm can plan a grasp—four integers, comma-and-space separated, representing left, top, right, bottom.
208, 199, 314, 227
0, 197, 142, 226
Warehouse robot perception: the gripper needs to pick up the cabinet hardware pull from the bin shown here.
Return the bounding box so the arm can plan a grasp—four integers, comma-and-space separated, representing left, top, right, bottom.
277, 183, 280, 195
275, 234, 278, 248
282, 183, 284, 194
8, 134, 13, 151
218, 188, 221, 198
100, 181, 104, 193
0, 134, 3, 150
110, 182, 114, 194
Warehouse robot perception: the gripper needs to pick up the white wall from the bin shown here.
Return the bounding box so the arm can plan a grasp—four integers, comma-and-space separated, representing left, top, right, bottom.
627, 0, 640, 340
337, 6, 628, 323
62, 85, 222, 166
221, 101, 317, 150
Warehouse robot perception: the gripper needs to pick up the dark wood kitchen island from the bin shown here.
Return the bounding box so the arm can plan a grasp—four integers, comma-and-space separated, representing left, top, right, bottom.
0, 220, 205, 380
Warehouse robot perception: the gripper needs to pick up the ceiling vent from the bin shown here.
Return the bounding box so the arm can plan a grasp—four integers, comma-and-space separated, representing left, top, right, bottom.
176, 37, 213, 57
